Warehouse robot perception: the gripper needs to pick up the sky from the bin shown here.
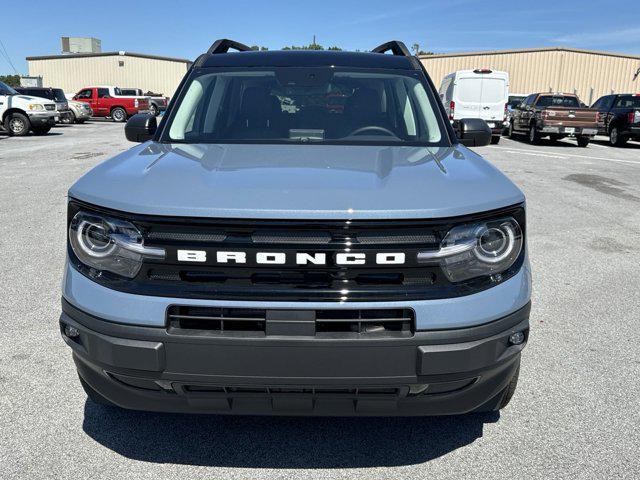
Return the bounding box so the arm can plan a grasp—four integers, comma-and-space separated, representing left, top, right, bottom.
1, 0, 639, 75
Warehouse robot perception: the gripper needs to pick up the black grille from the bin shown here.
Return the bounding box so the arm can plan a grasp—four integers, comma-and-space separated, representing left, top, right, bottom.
45, 104, 56, 111
139, 216, 450, 301
167, 306, 414, 338
67, 201, 526, 302
251, 231, 331, 244
147, 231, 227, 242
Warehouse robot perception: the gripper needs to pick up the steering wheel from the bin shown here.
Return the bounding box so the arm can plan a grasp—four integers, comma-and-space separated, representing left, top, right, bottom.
347, 126, 397, 137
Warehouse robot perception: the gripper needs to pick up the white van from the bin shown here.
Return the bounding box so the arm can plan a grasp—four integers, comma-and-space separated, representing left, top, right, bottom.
439, 69, 509, 144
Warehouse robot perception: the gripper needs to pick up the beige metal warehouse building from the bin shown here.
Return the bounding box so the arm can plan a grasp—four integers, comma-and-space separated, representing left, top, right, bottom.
420, 47, 640, 105
26, 51, 192, 97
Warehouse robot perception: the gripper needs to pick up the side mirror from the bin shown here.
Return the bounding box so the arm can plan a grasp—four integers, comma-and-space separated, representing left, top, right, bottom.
125, 113, 157, 142
456, 118, 491, 147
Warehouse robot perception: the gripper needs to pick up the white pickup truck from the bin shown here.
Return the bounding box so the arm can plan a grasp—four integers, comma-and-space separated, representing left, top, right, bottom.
0, 80, 58, 136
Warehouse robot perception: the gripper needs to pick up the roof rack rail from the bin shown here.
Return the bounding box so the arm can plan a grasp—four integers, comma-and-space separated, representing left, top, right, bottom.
207, 39, 252, 55
371, 41, 412, 57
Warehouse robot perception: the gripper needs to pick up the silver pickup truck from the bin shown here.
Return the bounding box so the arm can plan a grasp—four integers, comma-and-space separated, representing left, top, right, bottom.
119, 88, 168, 116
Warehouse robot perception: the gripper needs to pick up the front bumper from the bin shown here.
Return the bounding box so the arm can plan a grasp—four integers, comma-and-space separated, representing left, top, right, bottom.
57, 110, 74, 122
28, 112, 57, 126
72, 107, 93, 120
61, 299, 529, 416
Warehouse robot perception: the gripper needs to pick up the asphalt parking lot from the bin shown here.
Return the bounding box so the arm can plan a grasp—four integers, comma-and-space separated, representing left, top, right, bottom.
1, 123, 639, 479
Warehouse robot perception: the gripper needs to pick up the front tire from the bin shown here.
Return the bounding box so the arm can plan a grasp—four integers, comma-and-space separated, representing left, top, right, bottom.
490, 135, 501, 144
576, 136, 590, 147
149, 104, 159, 116
61, 112, 74, 125
111, 107, 127, 122
528, 124, 540, 144
609, 126, 628, 147
507, 121, 515, 138
4, 112, 31, 136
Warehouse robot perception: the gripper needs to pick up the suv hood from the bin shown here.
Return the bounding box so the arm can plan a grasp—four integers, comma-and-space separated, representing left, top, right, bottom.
11, 95, 56, 107
70, 143, 524, 219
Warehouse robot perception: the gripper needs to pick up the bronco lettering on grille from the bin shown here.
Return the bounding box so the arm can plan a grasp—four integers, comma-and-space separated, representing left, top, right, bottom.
176, 250, 406, 265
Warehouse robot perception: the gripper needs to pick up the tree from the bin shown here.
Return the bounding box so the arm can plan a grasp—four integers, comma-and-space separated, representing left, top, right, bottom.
0, 74, 20, 87
282, 43, 342, 51
250, 46, 269, 51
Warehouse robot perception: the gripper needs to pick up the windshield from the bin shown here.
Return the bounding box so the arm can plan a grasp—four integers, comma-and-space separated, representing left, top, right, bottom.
0, 81, 18, 95
537, 95, 580, 108
53, 89, 67, 102
165, 68, 446, 145
508, 96, 525, 108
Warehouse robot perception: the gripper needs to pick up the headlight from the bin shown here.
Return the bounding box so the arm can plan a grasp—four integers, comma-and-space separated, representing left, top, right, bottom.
418, 217, 523, 282
69, 211, 165, 278
28, 104, 45, 111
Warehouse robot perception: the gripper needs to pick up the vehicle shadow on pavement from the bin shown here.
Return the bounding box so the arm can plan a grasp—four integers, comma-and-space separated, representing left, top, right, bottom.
0, 132, 63, 138
82, 402, 498, 467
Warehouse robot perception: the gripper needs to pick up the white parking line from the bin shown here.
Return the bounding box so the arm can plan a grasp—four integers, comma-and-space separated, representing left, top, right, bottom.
501, 150, 568, 159
498, 146, 640, 166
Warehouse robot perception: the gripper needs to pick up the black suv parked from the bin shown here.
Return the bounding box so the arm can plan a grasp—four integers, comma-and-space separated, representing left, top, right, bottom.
591, 94, 640, 147
15, 87, 73, 124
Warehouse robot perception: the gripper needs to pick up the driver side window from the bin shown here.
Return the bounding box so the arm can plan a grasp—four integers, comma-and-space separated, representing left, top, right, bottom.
76, 89, 93, 99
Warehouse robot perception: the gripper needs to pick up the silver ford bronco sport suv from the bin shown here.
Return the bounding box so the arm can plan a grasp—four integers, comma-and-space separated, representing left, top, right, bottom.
61, 39, 531, 416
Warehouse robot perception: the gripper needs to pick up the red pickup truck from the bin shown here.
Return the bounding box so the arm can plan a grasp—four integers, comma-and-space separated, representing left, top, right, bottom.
73, 86, 149, 122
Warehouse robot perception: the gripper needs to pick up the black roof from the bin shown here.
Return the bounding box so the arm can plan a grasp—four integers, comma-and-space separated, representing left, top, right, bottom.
15, 86, 63, 92
198, 49, 420, 70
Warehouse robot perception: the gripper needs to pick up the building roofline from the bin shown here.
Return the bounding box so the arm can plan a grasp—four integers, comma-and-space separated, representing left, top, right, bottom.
26, 51, 192, 64
419, 46, 640, 61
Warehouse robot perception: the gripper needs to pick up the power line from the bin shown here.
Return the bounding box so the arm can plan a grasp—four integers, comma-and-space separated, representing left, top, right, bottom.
0, 39, 19, 74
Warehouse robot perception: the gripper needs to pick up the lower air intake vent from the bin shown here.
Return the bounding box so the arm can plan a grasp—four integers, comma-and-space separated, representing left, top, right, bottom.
167, 306, 267, 335
315, 308, 414, 337
167, 307, 415, 337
